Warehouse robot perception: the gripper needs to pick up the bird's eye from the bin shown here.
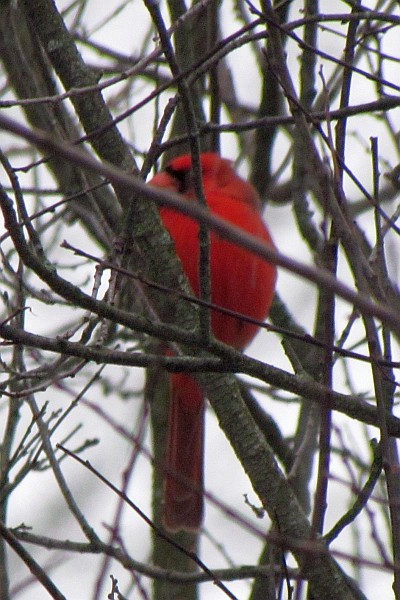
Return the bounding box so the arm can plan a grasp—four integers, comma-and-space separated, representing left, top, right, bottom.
166, 166, 192, 194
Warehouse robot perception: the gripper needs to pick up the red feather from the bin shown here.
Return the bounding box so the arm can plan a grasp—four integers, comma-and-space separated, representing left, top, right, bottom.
150, 153, 277, 531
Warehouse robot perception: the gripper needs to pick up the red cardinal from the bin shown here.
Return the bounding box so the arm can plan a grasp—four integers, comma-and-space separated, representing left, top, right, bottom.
149, 153, 276, 532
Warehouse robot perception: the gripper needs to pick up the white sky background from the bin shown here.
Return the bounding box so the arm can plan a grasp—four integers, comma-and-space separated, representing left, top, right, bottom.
1, 0, 400, 598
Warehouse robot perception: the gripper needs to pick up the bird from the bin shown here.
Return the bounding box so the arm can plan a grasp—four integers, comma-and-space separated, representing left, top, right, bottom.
149, 152, 277, 532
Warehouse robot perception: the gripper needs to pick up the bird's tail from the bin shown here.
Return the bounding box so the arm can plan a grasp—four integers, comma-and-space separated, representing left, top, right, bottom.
163, 372, 204, 532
